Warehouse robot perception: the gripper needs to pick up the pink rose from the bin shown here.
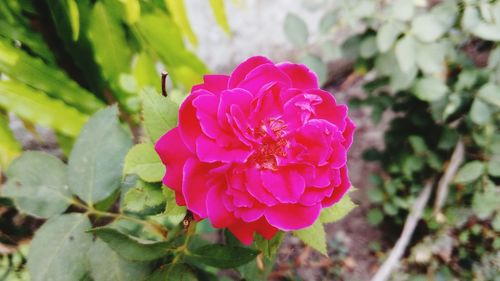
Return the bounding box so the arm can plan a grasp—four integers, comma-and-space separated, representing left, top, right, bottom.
156, 56, 355, 244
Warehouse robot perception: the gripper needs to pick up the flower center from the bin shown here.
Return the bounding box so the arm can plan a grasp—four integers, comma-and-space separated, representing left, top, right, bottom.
249, 118, 288, 170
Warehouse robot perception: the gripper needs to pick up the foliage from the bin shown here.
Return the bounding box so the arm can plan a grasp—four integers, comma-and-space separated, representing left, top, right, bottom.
0, 0, 229, 171
0, 84, 357, 280
284, 0, 499, 279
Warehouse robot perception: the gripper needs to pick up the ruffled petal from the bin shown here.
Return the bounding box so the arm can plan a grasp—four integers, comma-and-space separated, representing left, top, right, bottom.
246, 168, 279, 206
182, 158, 218, 217
321, 166, 351, 207
308, 89, 347, 131
155, 128, 192, 193
218, 88, 253, 128
343, 117, 356, 149
228, 217, 278, 245
265, 203, 321, 231
228, 56, 273, 88
261, 168, 305, 203
237, 63, 292, 95
196, 134, 252, 163
179, 90, 211, 152
207, 185, 236, 228
192, 74, 229, 94
277, 62, 319, 89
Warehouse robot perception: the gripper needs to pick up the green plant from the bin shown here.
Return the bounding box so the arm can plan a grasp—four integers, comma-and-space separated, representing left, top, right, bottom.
284, 0, 499, 279
0, 0, 230, 169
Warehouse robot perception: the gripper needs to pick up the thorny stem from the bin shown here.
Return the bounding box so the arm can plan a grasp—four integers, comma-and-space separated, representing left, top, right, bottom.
69, 198, 168, 239
172, 215, 197, 264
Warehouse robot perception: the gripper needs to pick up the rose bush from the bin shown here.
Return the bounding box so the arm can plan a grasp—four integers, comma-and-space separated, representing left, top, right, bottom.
156, 56, 355, 244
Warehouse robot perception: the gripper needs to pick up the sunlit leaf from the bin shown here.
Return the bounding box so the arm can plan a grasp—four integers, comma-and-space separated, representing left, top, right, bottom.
0, 113, 20, 168
124, 143, 165, 182
293, 220, 327, 255
209, 0, 231, 35
142, 89, 178, 142
165, 0, 198, 46
454, 161, 485, 184
0, 81, 89, 137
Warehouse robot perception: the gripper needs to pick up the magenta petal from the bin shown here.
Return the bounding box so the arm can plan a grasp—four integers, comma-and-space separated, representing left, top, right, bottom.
192, 74, 229, 94
182, 158, 215, 218
246, 168, 279, 206
155, 128, 191, 192
300, 187, 333, 206
329, 140, 347, 169
236, 206, 265, 222
322, 166, 351, 207
343, 117, 356, 149
309, 89, 347, 131
237, 63, 292, 95
207, 185, 235, 228
196, 135, 252, 163
228, 56, 273, 88
179, 90, 210, 152
193, 93, 222, 139
277, 62, 318, 89
261, 169, 305, 203
218, 88, 253, 128
265, 203, 321, 230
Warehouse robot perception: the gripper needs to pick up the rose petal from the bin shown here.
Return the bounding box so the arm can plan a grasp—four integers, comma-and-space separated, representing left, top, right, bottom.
237, 63, 292, 95
246, 168, 279, 206
308, 89, 347, 131
182, 158, 218, 217
343, 117, 356, 149
261, 168, 305, 203
277, 62, 318, 89
207, 185, 236, 228
218, 88, 253, 128
228, 217, 278, 245
192, 74, 229, 94
265, 203, 321, 230
155, 128, 191, 193
321, 166, 351, 207
228, 56, 273, 88
196, 134, 252, 163
179, 90, 211, 152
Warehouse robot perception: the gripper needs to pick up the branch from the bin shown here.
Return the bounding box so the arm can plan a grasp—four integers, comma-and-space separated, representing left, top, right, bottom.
370, 179, 434, 281
433, 139, 464, 216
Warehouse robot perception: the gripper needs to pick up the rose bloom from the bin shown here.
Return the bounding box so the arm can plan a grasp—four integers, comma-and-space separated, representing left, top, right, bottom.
156, 56, 355, 244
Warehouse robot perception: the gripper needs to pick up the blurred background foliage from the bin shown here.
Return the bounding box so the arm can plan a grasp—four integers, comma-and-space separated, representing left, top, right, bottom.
0, 0, 230, 168
283, 0, 499, 279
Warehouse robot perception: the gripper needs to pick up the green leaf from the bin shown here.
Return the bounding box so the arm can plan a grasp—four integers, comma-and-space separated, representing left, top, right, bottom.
470, 99, 492, 125
27, 214, 93, 281
284, 13, 309, 48
487, 157, 500, 177
188, 244, 260, 268
416, 42, 445, 74
164, 187, 187, 216
88, 239, 151, 281
367, 208, 384, 225
254, 231, 284, 258
454, 161, 485, 184
88, 2, 132, 81
412, 76, 448, 102
133, 53, 160, 92
411, 14, 447, 42
67, 0, 80, 41
3, 152, 71, 218
142, 89, 179, 142
68, 106, 132, 204
124, 143, 165, 182
472, 180, 499, 219
408, 135, 428, 154
395, 35, 416, 72
209, 0, 231, 35
0, 113, 20, 168
165, 0, 198, 46
319, 11, 337, 34
147, 264, 197, 281
477, 83, 500, 108
293, 220, 327, 255
123, 182, 165, 212
0, 81, 89, 137
359, 36, 377, 58
391, 0, 414, 21
376, 21, 403, 52
89, 227, 172, 262
301, 54, 327, 85
0, 40, 104, 114
118, 0, 140, 24
135, 11, 206, 89
320, 193, 356, 224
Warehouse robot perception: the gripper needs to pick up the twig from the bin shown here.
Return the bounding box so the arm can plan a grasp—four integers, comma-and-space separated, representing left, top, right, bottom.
433, 139, 465, 216
161, 72, 168, 97
370, 180, 434, 281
